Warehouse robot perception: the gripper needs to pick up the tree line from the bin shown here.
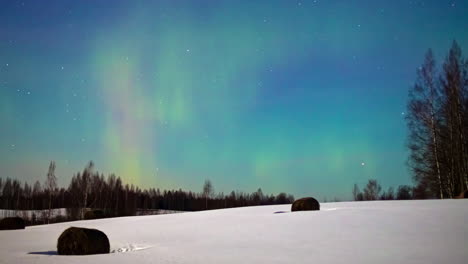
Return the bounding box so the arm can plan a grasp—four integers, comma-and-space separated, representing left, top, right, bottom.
352, 180, 413, 201
406, 40, 468, 199
0, 161, 295, 223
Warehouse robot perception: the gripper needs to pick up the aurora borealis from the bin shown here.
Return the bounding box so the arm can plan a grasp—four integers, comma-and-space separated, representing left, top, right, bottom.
1, 1, 467, 200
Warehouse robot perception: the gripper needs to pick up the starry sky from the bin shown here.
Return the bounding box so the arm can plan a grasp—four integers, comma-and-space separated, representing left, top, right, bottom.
1, 0, 467, 200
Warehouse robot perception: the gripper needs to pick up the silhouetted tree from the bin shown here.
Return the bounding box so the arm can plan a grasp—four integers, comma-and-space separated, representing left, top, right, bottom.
352, 183, 361, 201
202, 179, 213, 210
385, 187, 395, 200
363, 179, 381, 200
45, 161, 57, 223
397, 185, 413, 200
439, 41, 468, 196
407, 49, 445, 198
407, 41, 468, 198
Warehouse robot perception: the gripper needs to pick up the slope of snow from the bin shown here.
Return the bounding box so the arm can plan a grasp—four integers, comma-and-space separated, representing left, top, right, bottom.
0, 200, 467, 264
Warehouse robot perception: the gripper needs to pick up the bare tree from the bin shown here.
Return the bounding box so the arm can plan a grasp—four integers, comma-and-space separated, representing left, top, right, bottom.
45, 161, 57, 223
32, 180, 41, 210
407, 49, 445, 198
352, 183, 361, 201
203, 179, 214, 210
386, 187, 395, 200
363, 179, 381, 201
80, 161, 94, 219
397, 185, 413, 200
440, 41, 468, 195
407, 42, 468, 198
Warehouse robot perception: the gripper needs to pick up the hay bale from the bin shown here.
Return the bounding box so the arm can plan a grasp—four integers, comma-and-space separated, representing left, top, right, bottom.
84, 210, 105, 220
291, 197, 320, 212
0, 217, 25, 230
57, 227, 110, 255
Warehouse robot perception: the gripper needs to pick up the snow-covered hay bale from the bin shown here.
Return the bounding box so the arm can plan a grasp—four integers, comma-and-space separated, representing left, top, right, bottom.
84, 210, 105, 220
0, 217, 25, 230
57, 227, 110, 255
291, 197, 320, 212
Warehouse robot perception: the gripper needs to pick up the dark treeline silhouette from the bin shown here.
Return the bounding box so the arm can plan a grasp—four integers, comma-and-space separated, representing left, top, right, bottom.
352, 179, 414, 201
0, 161, 294, 223
406, 40, 468, 199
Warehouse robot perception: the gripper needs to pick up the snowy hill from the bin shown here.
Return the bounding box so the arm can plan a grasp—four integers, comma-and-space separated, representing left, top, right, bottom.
0, 200, 467, 264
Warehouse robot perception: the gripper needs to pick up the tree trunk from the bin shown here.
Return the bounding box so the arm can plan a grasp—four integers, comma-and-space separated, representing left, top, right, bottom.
430, 110, 444, 199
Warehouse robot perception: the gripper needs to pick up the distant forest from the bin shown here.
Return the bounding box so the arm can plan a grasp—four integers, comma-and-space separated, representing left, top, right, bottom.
352, 179, 414, 201
0, 161, 294, 224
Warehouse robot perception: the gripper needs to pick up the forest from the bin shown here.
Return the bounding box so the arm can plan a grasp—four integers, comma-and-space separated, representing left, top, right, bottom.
0, 161, 294, 224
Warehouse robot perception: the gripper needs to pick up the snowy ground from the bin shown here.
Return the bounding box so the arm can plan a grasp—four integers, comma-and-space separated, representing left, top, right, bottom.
0, 200, 467, 264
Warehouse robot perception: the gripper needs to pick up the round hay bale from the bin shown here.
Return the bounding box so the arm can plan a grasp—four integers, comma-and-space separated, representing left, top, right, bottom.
57, 227, 110, 255
0, 217, 25, 230
84, 210, 105, 220
291, 197, 320, 212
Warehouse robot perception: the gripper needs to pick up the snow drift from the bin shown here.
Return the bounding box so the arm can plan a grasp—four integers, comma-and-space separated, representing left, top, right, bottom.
0, 200, 467, 264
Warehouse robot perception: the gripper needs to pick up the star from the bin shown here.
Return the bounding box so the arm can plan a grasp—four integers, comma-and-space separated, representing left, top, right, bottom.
186, 49, 190, 52
61, 66, 64, 70
361, 162, 365, 166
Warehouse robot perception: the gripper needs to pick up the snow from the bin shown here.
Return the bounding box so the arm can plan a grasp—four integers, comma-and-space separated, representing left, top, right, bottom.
0, 200, 467, 264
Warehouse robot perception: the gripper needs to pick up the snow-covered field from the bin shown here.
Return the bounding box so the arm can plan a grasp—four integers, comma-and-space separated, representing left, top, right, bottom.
0, 200, 467, 264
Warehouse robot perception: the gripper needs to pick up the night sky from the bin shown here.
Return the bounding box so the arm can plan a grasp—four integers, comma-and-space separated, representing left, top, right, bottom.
1, 0, 467, 200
